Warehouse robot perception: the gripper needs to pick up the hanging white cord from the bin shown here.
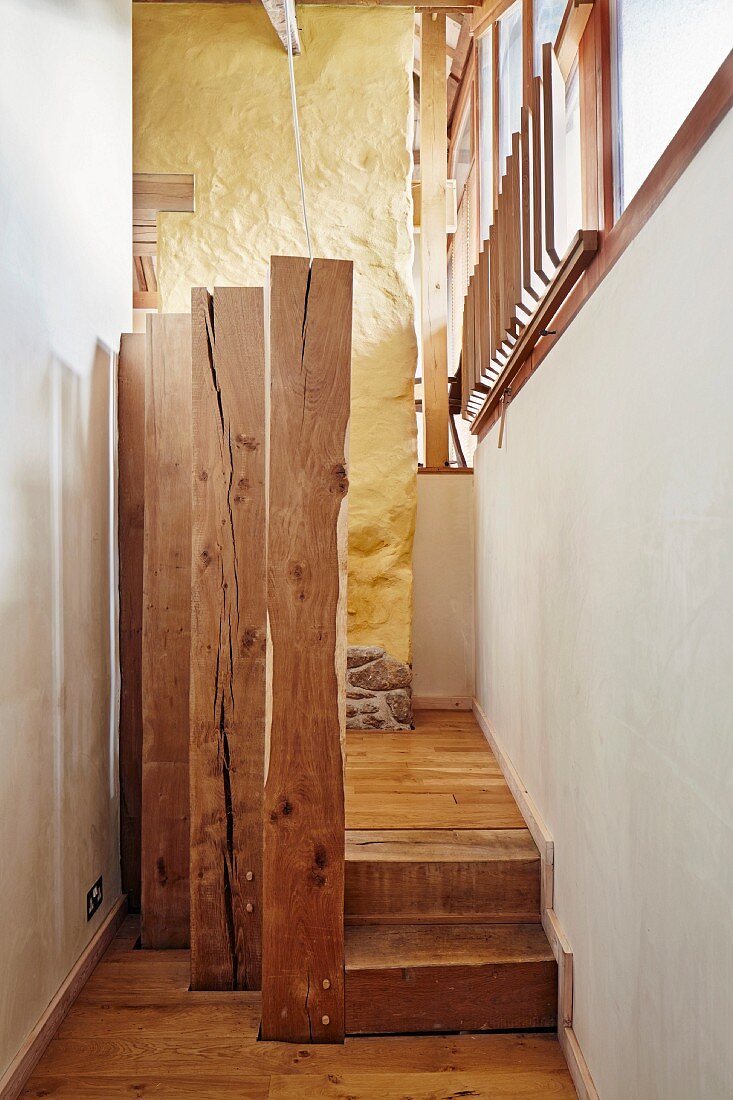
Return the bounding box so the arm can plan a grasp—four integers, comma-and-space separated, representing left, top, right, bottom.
285, 0, 313, 265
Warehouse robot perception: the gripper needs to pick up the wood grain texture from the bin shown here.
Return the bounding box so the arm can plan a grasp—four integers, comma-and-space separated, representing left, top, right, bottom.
0, 899, 127, 1100
345, 923, 557, 1034
22, 917, 577, 1098
262, 256, 352, 1043
345, 828, 541, 924
420, 12, 450, 467
141, 314, 192, 949
118, 334, 145, 912
189, 287, 266, 991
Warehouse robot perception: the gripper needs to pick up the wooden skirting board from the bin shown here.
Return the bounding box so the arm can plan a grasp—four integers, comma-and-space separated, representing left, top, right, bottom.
0, 896, 127, 1100
472, 698, 600, 1100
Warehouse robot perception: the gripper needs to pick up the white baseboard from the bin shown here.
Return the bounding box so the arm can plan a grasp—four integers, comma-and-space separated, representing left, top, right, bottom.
0, 895, 127, 1100
472, 698, 600, 1100
412, 695, 473, 710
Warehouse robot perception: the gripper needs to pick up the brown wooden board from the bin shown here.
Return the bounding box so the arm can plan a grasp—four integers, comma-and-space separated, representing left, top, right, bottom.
532, 77, 551, 285
262, 256, 352, 1043
118, 334, 146, 913
189, 288, 266, 991
141, 314, 192, 949
345, 924, 557, 1035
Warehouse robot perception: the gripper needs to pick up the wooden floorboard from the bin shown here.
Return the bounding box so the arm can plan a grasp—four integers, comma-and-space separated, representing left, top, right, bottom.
345, 710, 526, 829
22, 916, 575, 1098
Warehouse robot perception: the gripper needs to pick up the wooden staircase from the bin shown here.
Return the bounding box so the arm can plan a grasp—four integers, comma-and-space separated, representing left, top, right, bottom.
343, 717, 558, 1036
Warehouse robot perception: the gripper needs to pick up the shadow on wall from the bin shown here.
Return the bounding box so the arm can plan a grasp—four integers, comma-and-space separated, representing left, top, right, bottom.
0, 338, 120, 1075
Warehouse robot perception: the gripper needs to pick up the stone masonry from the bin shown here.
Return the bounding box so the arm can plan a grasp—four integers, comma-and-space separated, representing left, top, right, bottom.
345, 646, 413, 730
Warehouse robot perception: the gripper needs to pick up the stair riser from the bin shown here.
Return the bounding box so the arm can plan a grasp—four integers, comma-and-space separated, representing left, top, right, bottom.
346, 860, 541, 924
346, 961, 558, 1035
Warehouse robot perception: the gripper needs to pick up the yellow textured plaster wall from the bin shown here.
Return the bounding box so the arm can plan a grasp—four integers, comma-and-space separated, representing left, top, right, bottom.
134, 3, 417, 663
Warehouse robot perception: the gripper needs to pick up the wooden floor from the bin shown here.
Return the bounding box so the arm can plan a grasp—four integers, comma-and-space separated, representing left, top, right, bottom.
23, 711, 576, 1098
345, 709, 526, 830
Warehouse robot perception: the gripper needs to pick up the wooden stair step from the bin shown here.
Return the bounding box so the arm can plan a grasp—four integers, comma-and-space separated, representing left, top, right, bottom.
345, 828, 541, 924
345, 924, 557, 1036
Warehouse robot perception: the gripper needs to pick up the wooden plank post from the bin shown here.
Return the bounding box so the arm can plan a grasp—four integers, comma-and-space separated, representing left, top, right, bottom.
118, 333, 146, 913
141, 313, 192, 949
420, 12, 449, 468
189, 287, 267, 991
262, 255, 352, 1043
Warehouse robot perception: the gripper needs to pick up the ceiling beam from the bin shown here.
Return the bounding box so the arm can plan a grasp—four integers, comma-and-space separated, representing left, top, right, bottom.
260, 0, 300, 53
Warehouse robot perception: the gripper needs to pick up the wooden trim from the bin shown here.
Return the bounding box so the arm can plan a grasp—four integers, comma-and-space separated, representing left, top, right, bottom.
471, 0, 515, 39
471, 229, 598, 435
418, 465, 474, 473
133, 290, 158, 310
476, 49, 733, 440
472, 698, 553, 911
412, 695, 473, 709
472, 699, 600, 1100
0, 897, 127, 1100
491, 21, 500, 211
555, 0, 594, 81
522, 0, 533, 107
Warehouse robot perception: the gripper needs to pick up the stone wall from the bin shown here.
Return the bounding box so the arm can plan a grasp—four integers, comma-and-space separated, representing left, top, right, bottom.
346, 647, 412, 730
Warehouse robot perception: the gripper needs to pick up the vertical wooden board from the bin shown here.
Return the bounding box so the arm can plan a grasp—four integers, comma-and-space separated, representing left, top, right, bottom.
532, 77, 551, 285
511, 131, 523, 325
520, 107, 539, 303
189, 287, 266, 991
262, 256, 352, 1043
472, 263, 481, 392
479, 247, 490, 379
118, 333, 145, 913
489, 224, 500, 364
141, 313, 192, 949
542, 43, 567, 266
420, 12, 449, 468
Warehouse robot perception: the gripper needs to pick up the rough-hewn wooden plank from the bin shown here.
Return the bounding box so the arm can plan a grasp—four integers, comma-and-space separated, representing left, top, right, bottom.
189, 288, 267, 991
262, 256, 352, 1043
141, 314, 192, 949
345, 828, 541, 924
345, 924, 557, 1035
118, 334, 146, 913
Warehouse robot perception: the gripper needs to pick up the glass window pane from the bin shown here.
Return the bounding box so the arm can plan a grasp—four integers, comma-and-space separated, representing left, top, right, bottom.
616, 0, 733, 210
478, 29, 493, 240
533, 0, 566, 75
498, 1, 522, 180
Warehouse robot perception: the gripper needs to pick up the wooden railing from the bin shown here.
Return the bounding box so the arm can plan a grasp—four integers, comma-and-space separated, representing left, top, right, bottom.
461, 38, 598, 432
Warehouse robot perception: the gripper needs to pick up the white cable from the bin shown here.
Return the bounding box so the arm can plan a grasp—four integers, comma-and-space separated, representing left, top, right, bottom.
286, 0, 313, 265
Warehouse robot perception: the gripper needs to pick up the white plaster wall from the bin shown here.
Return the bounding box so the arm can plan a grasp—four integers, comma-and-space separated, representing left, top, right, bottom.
0, 0, 131, 1079
413, 473, 474, 700
474, 109, 733, 1100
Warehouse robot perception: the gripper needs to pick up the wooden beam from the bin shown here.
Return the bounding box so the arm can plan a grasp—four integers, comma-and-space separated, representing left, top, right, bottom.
260, 0, 300, 53
141, 314, 192, 949
134, 0, 483, 7
118, 334, 146, 914
262, 255, 352, 1043
189, 288, 267, 991
555, 0, 594, 81
420, 12, 449, 468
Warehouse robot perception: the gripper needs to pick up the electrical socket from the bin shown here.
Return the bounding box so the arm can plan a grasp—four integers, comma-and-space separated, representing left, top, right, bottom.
86, 875, 103, 922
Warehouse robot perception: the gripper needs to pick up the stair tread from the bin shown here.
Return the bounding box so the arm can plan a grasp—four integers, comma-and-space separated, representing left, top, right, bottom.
346, 828, 538, 863
346, 923, 555, 970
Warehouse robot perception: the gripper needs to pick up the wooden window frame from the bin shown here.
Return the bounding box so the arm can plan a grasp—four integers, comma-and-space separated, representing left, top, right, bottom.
468, 0, 733, 438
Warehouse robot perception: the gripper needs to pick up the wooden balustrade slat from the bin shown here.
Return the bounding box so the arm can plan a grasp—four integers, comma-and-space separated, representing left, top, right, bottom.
520, 106, 540, 304
532, 77, 551, 286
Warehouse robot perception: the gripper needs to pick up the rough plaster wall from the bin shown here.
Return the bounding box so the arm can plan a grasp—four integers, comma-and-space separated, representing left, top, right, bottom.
0, 0, 130, 1079
133, 4, 417, 663
412, 474, 475, 700
474, 111, 733, 1100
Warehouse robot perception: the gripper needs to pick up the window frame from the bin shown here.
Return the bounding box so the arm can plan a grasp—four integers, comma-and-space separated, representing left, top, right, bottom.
466, 0, 732, 437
